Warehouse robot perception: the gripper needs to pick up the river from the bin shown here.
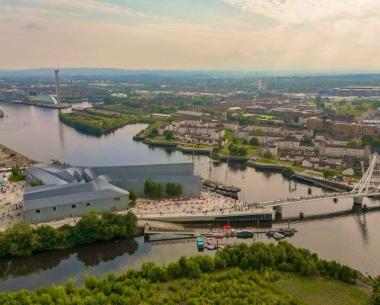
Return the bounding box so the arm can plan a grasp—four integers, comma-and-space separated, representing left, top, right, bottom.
0, 101, 379, 290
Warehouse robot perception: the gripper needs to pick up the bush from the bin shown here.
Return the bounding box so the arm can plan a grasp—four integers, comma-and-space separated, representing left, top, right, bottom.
228, 144, 247, 156
30, 179, 44, 187
128, 190, 137, 202
163, 130, 174, 140
249, 137, 259, 146
148, 128, 159, 138
144, 179, 162, 198
166, 182, 182, 197
9, 166, 26, 182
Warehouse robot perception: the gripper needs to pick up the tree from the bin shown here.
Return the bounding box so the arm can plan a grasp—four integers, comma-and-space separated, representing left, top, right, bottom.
148, 128, 159, 138
249, 137, 259, 147
323, 169, 334, 180
35, 225, 59, 251
9, 166, 26, 182
166, 182, 182, 197
300, 135, 313, 146
228, 144, 247, 156
129, 190, 137, 202
5, 221, 38, 256
144, 179, 162, 198
163, 130, 174, 140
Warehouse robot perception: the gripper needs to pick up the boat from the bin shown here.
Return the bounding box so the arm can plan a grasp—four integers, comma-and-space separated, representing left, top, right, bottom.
216, 185, 241, 193
214, 232, 224, 239
206, 244, 217, 250
236, 230, 254, 239
265, 231, 275, 237
277, 228, 297, 237
272, 232, 285, 240
196, 236, 205, 251
215, 189, 239, 200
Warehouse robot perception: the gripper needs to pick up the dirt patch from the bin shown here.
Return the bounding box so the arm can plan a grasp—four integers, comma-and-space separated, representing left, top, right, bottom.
0, 144, 36, 169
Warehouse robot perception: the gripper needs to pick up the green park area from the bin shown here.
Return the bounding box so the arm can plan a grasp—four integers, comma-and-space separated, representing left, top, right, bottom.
59, 109, 155, 136
0, 241, 373, 304
318, 99, 380, 118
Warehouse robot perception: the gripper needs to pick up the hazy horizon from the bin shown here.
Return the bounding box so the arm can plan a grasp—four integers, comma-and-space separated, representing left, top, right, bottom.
2, 0, 380, 70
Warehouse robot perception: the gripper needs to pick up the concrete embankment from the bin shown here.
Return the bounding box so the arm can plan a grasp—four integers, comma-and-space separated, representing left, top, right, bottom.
247, 161, 286, 172
278, 205, 380, 224
291, 174, 352, 192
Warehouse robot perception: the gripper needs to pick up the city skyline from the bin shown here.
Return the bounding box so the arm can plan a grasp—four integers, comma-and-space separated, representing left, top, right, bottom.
1, 0, 380, 70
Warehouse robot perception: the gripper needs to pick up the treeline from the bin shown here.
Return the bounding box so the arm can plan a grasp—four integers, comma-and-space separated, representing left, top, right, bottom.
144, 179, 182, 198
0, 241, 363, 305
0, 212, 137, 258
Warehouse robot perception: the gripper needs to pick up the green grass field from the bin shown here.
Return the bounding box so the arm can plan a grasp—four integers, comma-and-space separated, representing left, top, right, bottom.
280, 273, 371, 305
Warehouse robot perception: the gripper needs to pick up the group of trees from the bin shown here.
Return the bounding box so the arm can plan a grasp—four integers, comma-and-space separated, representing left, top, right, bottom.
144, 179, 182, 198
0, 241, 361, 305
228, 144, 247, 156
0, 212, 137, 258
59, 112, 131, 136
8, 166, 26, 182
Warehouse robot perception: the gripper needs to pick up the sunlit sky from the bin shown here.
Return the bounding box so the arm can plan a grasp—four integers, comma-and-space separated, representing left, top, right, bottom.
1, 0, 380, 70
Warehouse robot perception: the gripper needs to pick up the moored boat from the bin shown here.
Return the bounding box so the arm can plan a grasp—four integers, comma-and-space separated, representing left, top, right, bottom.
196, 236, 205, 251
236, 230, 254, 239
273, 232, 284, 240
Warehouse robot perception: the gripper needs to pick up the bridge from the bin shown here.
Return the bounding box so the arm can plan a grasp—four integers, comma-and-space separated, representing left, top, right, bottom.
136, 155, 380, 224
257, 154, 380, 217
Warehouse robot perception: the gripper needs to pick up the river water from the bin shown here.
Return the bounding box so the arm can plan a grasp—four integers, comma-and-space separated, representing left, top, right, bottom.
0, 101, 379, 290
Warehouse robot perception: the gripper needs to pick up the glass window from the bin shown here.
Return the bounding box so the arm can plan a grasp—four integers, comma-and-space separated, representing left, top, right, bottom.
72, 204, 76, 209
36, 209, 40, 214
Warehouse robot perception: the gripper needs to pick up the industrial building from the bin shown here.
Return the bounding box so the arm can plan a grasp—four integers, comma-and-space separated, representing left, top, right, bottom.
24, 163, 201, 223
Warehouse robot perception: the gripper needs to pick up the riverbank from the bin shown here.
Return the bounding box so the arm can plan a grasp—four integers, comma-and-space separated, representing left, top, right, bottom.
0, 100, 71, 109
0, 241, 371, 303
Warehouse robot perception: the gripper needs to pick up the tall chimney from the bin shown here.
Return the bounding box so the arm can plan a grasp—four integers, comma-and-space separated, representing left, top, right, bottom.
54, 68, 61, 104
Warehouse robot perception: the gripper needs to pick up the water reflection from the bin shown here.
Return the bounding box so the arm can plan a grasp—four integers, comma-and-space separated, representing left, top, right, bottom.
354, 212, 369, 244
0, 239, 138, 281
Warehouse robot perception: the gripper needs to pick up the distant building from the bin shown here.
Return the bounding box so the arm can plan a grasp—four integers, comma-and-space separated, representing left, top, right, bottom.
174, 110, 210, 119
24, 162, 201, 223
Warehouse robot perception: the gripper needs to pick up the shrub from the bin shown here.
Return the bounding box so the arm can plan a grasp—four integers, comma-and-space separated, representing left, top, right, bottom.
166, 182, 182, 197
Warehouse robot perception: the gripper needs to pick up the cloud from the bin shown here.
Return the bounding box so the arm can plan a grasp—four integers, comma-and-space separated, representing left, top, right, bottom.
223, 0, 380, 24
21, 22, 46, 32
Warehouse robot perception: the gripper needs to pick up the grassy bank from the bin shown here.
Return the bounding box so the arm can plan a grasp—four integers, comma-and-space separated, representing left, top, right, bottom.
0, 241, 372, 304
59, 110, 154, 136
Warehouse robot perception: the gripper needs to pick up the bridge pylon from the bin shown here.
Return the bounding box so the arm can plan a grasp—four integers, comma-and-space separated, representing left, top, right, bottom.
353, 195, 364, 207
350, 154, 380, 207
274, 206, 283, 221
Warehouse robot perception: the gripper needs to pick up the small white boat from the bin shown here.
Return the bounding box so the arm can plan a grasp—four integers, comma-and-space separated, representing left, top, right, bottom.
273, 232, 285, 240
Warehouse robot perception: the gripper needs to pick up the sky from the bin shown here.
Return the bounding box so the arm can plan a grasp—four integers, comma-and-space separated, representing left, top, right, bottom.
1, 0, 380, 71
